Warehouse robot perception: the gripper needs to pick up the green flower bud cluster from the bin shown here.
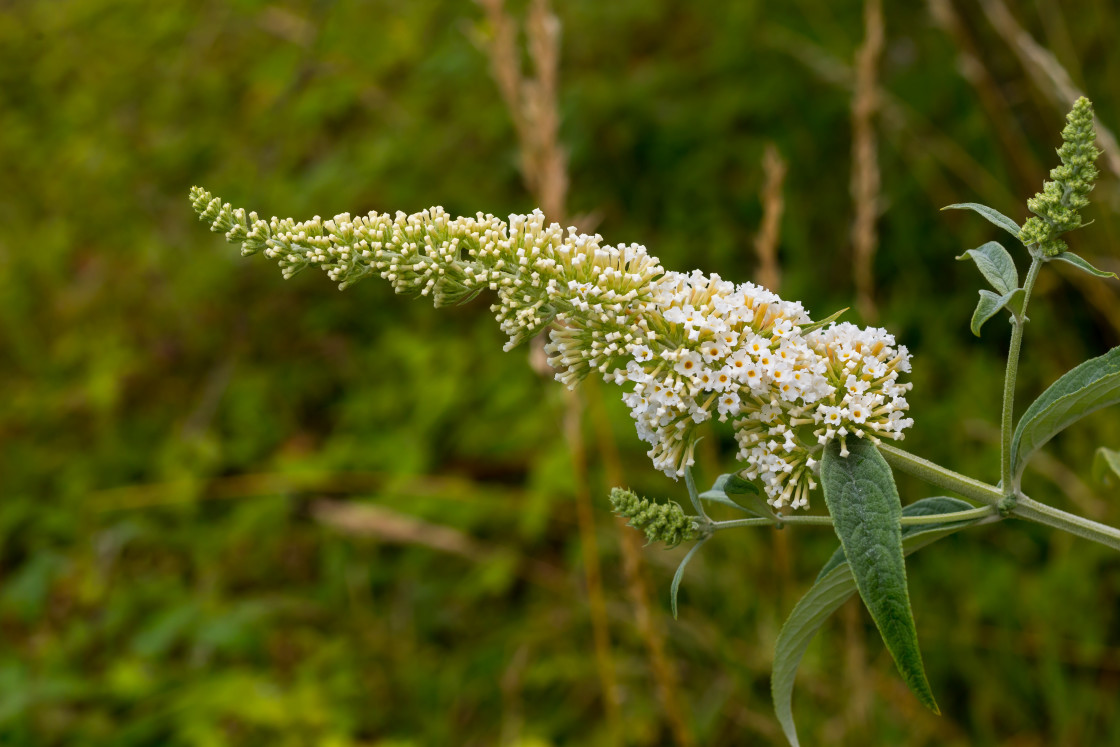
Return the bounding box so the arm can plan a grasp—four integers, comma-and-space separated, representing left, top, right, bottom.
609, 488, 698, 548
190, 186, 663, 357
1019, 97, 1101, 257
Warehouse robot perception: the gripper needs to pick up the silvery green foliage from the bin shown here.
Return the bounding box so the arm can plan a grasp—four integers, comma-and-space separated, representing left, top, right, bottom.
192, 187, 914, 509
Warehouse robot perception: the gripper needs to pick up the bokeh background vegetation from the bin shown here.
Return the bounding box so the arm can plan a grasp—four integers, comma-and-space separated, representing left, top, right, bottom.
3, 0, 1120, 744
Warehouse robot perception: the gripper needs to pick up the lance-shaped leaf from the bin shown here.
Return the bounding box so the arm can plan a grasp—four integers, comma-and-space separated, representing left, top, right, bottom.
670, 538, 708, 620
957, 241, 1019, 295
942, 202, 1022, 239
699, 472, 775, 518
970, 288, 1025, 337
819, 438, 938, 712
1093, 447, 1120, 487
772, 496, 981, 747
1011, 346, 1120, 481
1052, 251, 1118, 279
671, 466, 711, 619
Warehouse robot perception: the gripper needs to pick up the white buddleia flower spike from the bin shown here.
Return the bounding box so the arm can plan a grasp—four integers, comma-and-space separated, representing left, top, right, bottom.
191, 187, 915, 509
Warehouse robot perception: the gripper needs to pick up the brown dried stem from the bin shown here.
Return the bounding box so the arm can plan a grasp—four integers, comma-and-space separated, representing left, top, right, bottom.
754, 143, 787, 293
562, 392, 623, 738
475, 0, 619, 731
851, 0, 884, 322
475, 0, 568, 221
311, 499, 570, 593
979, 0, 1120, 178
769, 25, 1018, 211
475, 1, 693, 741
926, 0, 1042, 195
585, 377, 696, 747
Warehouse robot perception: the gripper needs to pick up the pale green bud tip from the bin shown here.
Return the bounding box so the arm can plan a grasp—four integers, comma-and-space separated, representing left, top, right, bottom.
609, 488, 698, 548
1019, 97, 1100, 256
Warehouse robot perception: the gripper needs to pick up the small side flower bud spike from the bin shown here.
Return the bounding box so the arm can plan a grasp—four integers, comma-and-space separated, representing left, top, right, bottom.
1019, 97, 1101, 257
609, 488, 698, 548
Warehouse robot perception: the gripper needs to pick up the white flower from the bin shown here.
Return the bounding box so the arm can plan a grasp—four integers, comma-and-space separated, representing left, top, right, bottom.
699, 338, 726, 362
674, 350, 704, 377
711, 367, 736, 392
717, 392, 741, 421
692, 368, 716, 391
194, 187, 918, 504
727, 348, 751, 378
843, 374, 871, 397
847, 395, 872, 424
742, 364, 766, 392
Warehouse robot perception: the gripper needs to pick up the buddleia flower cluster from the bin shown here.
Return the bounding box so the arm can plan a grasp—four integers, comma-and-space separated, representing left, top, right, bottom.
191, 187, 914, 509
609, 488, 697, 548
1018, 96, 1101, 257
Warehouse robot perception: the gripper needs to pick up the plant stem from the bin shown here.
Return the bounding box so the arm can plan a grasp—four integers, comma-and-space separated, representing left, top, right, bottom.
707, 506, 996, 532
1011, 495, 1120, 552
878, 442, 1002, 505
899, 506, 996, 525
1000, 256, 1043, 497
709, 517, 785, 530
881, 443, 1120, 552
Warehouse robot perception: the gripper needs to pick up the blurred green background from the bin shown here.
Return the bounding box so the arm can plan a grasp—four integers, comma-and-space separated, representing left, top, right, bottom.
3, 0, 1120, 744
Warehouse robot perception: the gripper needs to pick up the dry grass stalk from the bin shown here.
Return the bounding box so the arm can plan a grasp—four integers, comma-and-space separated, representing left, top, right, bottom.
312, 498, 484, 559
750, 140, 795, 609
851, 0, 884, 323
561, 393, 623, 737
475, 0, 621, 736
91, 470, 531, 513
585, 377, 696, 747
475, 1, 693, 742
770, 25, 1018, 212
311, 499, 572, 594
926, 0, 1041, 195
499, 644, 530, 746
975, 0, 1120, 338
475, 0, 568, 221
841, 4, 883, 733
979, 0, 1120, 178
754, 143, 787, 293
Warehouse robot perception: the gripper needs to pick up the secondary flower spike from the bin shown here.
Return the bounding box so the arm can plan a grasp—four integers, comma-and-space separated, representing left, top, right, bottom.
1018, 96, 1101, 256
191, 187, 914, 509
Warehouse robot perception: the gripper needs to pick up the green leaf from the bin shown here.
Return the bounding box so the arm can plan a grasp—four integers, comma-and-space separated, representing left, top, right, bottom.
1092, 447, 1120, 487
1052, 251, 1118, 279
819, 438, 938, 712
697, 489, 751, 512
670, 538, 708, 619
956, 241, 1019, 295
699, 472, 775, 518
942, 202, 1022, 238
970, 288, 1024, 336
711, 472, 758, 496
816, 496, 978, 581
772, 498, 980, 746
683, 465, 705, 518
1011, 346, 1120, 481
799, 307, 848, 336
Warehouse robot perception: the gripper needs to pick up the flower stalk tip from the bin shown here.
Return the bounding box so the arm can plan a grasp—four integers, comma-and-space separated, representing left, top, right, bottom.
1018, 97, 1101, 257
